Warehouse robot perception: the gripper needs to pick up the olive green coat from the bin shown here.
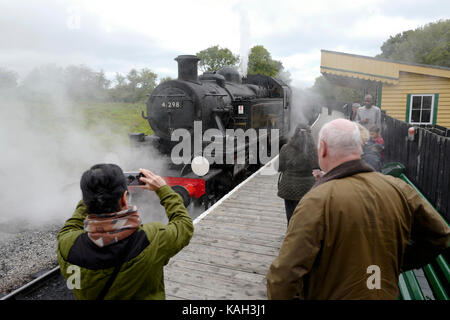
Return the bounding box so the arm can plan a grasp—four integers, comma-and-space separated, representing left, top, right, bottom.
267, 167, 449, 300
57, 185, 194, 300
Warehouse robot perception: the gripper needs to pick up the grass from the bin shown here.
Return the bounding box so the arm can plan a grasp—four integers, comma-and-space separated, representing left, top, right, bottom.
80, 102, 153, 133
78, 102, 154, 146
24, 100, 154, 150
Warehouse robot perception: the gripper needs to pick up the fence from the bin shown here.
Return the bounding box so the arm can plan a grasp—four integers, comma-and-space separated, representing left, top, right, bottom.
381, 113, 450, 222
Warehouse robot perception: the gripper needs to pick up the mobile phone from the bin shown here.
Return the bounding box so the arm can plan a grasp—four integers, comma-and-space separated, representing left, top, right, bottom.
124, 172, 146, 186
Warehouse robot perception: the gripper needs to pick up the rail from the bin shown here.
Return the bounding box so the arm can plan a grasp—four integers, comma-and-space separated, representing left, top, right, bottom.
1, 266, 60, 300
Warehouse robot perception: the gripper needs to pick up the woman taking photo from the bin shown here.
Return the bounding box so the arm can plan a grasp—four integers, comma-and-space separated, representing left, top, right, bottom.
277, 123, 319, 225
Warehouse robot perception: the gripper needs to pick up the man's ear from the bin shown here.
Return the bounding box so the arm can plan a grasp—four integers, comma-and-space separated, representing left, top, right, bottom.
120, 190, 128, 209
320, 140, 327, 158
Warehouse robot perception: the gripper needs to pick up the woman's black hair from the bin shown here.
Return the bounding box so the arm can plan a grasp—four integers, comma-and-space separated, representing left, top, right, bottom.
287, 123, 317, 166
80, 163, 127, 214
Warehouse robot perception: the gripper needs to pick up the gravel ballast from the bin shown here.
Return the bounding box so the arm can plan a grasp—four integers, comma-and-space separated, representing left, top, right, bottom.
0, 222, 62, 294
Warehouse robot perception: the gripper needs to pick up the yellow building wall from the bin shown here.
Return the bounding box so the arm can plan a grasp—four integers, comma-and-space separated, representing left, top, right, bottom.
381, 72, 450, 128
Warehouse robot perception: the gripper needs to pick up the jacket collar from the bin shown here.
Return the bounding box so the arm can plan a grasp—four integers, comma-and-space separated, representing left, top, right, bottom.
313, 159, 375, 188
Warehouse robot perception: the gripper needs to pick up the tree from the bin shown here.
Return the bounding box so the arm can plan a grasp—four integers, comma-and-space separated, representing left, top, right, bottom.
159, 76, 173, 84
20, 65, 66, 103
134, 68, 157, 101
377, 19, 450, 67
109, 68, 157, 103
64, 65, 110, 101
0, 68, 18, 90
247, 45, 284, 77
311, 75, 363, 103
197, 45, 239, 72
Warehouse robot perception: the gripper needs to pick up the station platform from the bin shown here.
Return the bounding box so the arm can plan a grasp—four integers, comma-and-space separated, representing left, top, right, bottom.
164, 108, 343, 299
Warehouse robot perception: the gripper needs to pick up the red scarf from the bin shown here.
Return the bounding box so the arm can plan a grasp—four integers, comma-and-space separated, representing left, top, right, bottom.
84, 206, 141, 248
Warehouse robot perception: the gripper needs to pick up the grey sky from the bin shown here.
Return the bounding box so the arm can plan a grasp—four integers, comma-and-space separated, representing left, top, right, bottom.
0, 0, 448, 87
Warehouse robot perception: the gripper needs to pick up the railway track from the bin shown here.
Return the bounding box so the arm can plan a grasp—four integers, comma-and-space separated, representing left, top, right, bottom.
1, 266, 70, 300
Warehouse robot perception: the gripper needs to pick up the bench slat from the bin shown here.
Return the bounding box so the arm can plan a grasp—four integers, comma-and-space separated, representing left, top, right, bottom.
423, 264, 449, 300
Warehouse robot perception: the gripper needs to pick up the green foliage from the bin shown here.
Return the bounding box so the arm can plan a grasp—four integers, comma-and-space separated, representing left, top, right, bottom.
109, 68, 157, 103
197, 45, 240, 72
312, 75, 364, 103
158, 76, 173, 84
20, 64, 111, 102
0, 68, 18, 89
64, 65, 111, 101
377, 19, 450, 67
247, 45, 284, 77
79, 102, 153, 146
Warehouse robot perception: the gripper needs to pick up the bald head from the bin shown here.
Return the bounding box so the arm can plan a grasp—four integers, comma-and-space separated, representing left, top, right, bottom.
318, 119, 362, 172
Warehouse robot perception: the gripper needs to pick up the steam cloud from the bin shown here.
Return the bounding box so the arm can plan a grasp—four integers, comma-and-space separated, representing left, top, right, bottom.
0, 81, 167, 228
237, 5, 251, 77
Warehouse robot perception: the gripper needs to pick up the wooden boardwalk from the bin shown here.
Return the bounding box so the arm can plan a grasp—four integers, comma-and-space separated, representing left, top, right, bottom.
164, 169, 286, 300
164, 108, 342, 300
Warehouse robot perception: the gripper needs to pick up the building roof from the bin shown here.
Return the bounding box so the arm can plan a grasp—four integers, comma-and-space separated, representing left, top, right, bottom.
320, 50, 450, 85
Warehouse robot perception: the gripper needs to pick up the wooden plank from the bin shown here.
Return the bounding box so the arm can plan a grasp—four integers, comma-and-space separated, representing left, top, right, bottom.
430, 134, 439, 204
164, 280, 250, 300
166, 294, 186, 300
181, 243, 277, 264
197, 218, 286, 236
425, 131, 435, 203
209, 209, 288, 225
209, 204, 285, 218
195, 223, 284, 242
191, 229, 283, 249
438, 137, 447, 214
443, 139, 450, 221
431, 134, 439, 208
219, 202, 284, 214
166, 259, 266, 284
420, 130, 431, 199
172, 249, 273, 275
188, 236, 281, 256
202, 214, 287, 230
417, 129, 426, 192
164, 267, 267, 299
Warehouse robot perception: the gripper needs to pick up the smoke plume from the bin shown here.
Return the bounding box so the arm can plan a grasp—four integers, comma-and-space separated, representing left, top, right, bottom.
0, 80, 166, 228
237, 6, 251, 77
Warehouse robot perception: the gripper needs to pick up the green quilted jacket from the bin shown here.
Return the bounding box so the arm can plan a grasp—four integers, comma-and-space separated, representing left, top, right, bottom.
57, 185, 194, 300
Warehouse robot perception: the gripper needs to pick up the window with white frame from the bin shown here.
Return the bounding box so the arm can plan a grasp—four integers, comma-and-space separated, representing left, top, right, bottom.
409, 94, 434, 124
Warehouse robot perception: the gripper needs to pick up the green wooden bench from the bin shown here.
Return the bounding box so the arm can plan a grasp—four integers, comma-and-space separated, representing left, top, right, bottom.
383, 162, 449, 300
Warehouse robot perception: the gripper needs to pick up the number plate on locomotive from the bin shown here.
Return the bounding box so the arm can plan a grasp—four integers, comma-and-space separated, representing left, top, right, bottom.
161, 101, 182, 109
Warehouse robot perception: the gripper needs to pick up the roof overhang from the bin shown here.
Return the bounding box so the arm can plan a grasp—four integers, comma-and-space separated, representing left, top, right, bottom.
320, 50, 450, 87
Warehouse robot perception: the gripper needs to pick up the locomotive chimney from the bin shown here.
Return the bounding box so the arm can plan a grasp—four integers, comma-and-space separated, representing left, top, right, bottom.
175, 55, 200, 82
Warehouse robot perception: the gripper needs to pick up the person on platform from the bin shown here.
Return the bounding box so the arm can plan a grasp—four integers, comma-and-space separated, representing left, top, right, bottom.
277, 123, 319, 225
355, 95, 381, 130
358, 124, 383, 172
369, 125, 384, 146
351, 103, 361, 121
267, 119, 449, 300
57, 164, 193, 299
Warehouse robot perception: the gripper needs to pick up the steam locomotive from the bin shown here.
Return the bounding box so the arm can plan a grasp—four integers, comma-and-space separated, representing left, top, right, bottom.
129, 55, 292, 209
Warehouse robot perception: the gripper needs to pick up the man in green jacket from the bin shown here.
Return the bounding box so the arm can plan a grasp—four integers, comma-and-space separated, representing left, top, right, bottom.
57, 164, 194, 300
267, 119, 449, 299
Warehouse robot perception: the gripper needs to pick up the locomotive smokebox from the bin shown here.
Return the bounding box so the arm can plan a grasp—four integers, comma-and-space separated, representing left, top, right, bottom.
175, 55, 200, 82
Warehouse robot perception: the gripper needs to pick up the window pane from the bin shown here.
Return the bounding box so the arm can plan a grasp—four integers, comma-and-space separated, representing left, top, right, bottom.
411, 110, 421, 122
423, 96, 432, 109
421, 110, 431, 123
412, 96, 422, 109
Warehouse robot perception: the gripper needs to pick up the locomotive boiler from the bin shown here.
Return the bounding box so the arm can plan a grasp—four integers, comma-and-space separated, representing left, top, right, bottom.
130, 55, 292, 209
